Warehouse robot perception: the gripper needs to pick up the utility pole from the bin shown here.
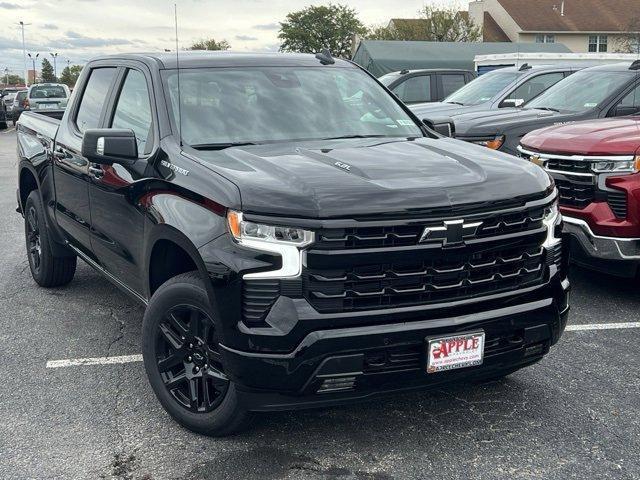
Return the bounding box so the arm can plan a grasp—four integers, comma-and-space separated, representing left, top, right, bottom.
50, 52, 58, 81
19, 21, 31, 86
3, 68, 8, 87
27, 53, 39, 84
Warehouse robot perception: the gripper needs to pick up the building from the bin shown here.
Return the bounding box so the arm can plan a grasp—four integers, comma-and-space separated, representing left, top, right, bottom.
27, 69, 39, 85
469, 0, 640, 53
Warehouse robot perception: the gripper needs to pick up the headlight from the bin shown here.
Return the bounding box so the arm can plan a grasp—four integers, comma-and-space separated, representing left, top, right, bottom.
542, 199, 561, 248
227, 210, 314, 279
471, 135, 505, 150
591, 156, 640, 174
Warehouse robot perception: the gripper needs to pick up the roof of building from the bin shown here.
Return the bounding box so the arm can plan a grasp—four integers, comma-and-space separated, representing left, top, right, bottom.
483, 12, 511, 42
497, 0, 637, 32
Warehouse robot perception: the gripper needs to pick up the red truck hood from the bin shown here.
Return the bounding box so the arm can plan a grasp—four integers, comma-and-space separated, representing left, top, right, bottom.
521, 117, 640, 156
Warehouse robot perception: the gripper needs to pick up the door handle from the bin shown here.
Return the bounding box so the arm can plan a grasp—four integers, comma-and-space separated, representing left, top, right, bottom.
52, 148, 66, 160
88, 165, 104, 179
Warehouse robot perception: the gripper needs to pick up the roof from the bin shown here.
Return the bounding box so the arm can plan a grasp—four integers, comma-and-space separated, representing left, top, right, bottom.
497, 0, 638, 32
89, 51, 355, 70
483, 12, 511, 42
352, 40, 571, 76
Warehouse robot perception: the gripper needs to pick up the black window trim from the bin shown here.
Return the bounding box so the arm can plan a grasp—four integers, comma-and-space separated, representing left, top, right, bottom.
105, 64, 158, 158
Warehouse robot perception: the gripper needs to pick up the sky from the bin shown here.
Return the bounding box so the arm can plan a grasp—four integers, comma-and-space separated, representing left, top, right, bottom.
0, 0, 446, 79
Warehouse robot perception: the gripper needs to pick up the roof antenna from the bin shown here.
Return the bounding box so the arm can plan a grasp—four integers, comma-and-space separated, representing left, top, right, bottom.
315, 48, 335, 65
174, 3, 183, 148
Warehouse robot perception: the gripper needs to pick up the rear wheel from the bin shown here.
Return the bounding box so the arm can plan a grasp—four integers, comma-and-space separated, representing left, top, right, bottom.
142, 272, 252, 436
24, 191, 77, 287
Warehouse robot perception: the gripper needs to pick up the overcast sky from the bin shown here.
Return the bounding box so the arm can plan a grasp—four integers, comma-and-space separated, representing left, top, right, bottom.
1, 0, 450, 78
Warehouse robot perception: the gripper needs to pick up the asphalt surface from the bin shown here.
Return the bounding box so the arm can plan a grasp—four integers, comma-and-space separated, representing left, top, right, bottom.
1, 127, 639, 480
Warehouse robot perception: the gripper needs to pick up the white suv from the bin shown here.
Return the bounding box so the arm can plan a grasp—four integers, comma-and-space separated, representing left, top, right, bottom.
27, 83, 70, 111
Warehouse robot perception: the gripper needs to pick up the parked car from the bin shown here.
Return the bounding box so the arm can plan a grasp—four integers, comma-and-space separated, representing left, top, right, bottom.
378, 69, 476, 104
27, 83, 70, 112
410, 64, 577, 134
9, 90, 28, 123
447, 62, 640, 155
518, 117, 640, 277
0, 97, 7, 129
16, 52, 568, 436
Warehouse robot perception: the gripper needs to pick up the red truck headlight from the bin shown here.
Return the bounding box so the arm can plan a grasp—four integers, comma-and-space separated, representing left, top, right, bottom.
591, 156, 640, 174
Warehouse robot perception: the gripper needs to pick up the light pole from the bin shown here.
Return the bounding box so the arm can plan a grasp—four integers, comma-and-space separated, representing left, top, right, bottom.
19, 21, 31, 86
50, 52, 58, 81
27, 53, 39, 84
3, 68, 8, 87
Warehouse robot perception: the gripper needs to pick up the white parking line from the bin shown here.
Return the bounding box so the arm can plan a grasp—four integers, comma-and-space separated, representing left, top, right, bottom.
44, 322, 640, 369
565, 321, 640, 332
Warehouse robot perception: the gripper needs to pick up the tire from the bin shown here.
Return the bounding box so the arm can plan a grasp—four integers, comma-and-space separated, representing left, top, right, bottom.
0, 121, 7, 130
142, 271, 252, 436
24, 191, 77, 287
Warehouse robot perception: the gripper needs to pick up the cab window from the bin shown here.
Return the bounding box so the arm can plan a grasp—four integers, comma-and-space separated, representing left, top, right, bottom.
75, 68, 117, 133
392, 75, 432, 104
111, 69, 153, 155
503, 72, 565, 107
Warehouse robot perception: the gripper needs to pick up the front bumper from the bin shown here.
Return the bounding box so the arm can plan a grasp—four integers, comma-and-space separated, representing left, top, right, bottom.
222, 280, 570, 412
564, 216, 640, 276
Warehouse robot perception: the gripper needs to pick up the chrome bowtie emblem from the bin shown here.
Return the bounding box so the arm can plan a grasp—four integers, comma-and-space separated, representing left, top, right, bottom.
420, 219, 483, 246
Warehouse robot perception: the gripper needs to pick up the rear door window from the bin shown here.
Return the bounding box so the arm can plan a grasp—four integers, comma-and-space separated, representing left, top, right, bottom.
505, 72, 565, 106
111, 69, 153, 155
75, 67, 117, 133
392, 75, 432, 104
441, 74, 466, 97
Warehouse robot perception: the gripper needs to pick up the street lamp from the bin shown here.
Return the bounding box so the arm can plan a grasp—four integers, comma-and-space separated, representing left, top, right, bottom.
27, 52, 39, 84
3, 68, 8, 87
19, 21, 31, 86
50, 52, 58, 81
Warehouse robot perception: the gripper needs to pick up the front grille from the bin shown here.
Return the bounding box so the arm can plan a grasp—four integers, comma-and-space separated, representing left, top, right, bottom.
316, 205, 546, 250
546, 158, 592, 174
555, 178, 595, 209
607, 191, 628, 219
304, 243, 546, 314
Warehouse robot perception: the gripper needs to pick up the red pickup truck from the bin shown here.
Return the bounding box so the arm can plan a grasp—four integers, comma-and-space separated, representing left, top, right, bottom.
518, 118, 640, 277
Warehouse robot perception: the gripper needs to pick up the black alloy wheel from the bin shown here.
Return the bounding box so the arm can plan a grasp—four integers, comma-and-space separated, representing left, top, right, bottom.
155, 304, 229, 413
26, 205, 42, 275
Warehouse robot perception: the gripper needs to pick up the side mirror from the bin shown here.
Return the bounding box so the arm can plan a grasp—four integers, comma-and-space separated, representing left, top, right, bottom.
611, 105, 640, 117
500, 98, 524, 108
81, 129, 137, 165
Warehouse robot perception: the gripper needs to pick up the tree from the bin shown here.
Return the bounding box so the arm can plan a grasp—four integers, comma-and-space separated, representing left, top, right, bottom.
366, 5, 481, 42
616, 17, 640, 53
189, 38, 231, 51
41, 58, 56, 82
59, 65, 83, 88
4, 74, 24, 86
278, 3, 368, 58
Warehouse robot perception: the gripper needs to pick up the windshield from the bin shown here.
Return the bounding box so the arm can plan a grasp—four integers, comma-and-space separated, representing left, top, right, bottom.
30, 85, 67, 99
444, 70, 519, 105
526, 71, 633, 113
163, 67, 422, 147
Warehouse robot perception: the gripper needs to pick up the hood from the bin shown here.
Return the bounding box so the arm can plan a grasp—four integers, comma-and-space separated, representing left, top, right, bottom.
453, 108, 567, 137
193, 137, 551, 218
521, 117, 640, 156
410, 102, 477, 119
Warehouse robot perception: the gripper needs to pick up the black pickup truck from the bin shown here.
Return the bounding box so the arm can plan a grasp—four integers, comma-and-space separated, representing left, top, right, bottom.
16, 52, 569, 436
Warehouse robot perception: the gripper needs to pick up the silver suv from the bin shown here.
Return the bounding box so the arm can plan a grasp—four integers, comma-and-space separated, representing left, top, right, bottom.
27, 83, 70, 111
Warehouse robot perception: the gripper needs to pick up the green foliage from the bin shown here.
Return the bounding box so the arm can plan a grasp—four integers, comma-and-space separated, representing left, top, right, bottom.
3, 74, 25, 86
59, 65, 83, 87
278, 3, 368, 58
41, 58, 56, 82
367, 5, 482, 42
189, 38, 231, 51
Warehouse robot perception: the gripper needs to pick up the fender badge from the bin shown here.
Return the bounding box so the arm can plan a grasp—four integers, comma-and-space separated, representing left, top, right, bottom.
160, 160, 189, 176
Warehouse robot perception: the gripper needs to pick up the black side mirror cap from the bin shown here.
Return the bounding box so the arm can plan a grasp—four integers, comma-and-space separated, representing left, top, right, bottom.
81, 129, 138, 165
611, 105, 640, 118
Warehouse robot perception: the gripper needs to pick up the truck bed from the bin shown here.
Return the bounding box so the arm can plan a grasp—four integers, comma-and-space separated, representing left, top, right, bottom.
17, 111, 61, 141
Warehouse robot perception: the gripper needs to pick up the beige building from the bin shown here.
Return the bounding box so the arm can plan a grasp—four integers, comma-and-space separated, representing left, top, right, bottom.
469, 0, 639, 53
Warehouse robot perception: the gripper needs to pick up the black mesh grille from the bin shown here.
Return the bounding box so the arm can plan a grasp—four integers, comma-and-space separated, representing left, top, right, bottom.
607, 191, 628, 219
555, 179, 595, 209
304, 243, 546, 314
315, 205, 546, 250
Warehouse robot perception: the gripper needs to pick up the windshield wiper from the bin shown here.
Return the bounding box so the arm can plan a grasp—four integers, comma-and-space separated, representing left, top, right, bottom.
532, 106, 560, 113
322, 135, 389, 140
190, 142, 258, 150
445, 101, 465, 105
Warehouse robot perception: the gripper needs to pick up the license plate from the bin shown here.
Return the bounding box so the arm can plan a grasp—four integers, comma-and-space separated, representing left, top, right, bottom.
426, 331, 485, 373
44, 104, 56, 109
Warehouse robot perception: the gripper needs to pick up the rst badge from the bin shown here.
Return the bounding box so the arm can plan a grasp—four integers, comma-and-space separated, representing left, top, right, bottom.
419, 219, 482, 246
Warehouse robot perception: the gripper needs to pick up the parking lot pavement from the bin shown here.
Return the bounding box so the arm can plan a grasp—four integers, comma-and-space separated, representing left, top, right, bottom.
1, 128, 639, 480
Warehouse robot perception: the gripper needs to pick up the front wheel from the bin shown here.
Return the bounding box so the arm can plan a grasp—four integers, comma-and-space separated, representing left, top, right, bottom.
142, 272, 252, 436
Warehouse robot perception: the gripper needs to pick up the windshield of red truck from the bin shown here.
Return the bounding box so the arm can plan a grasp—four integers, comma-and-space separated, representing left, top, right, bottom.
163, 67, 423, 147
